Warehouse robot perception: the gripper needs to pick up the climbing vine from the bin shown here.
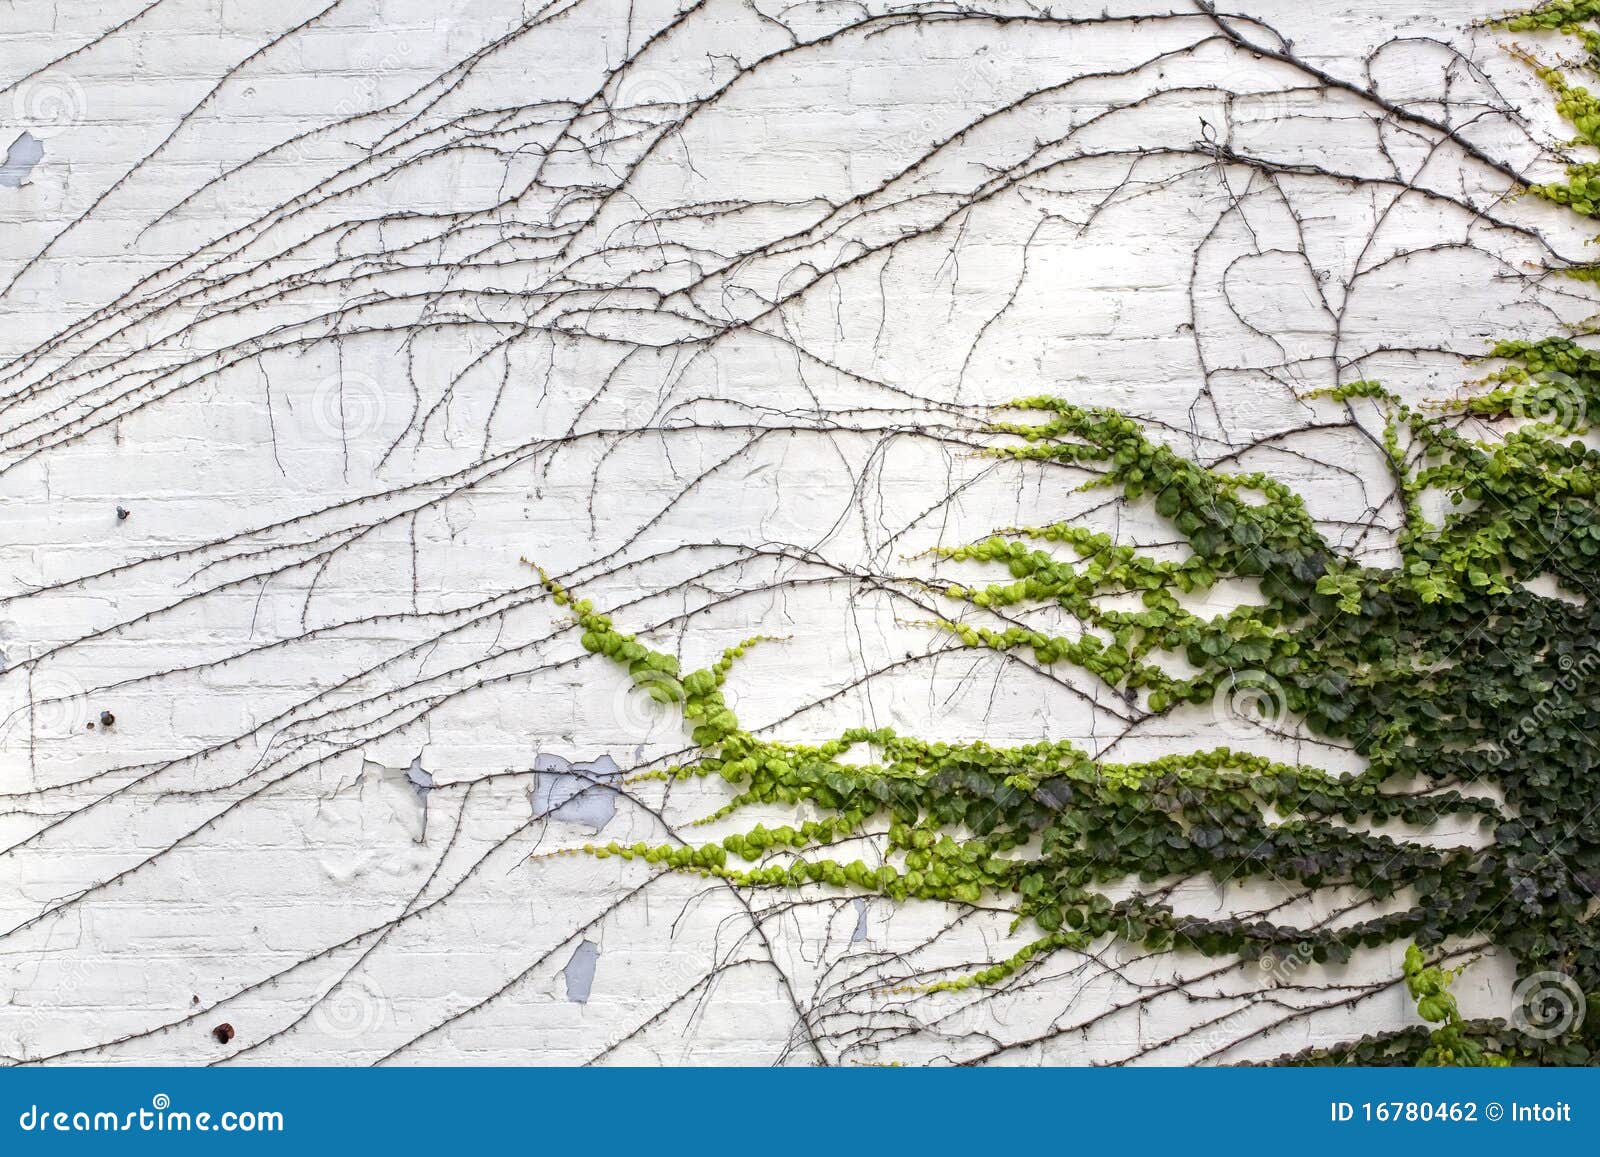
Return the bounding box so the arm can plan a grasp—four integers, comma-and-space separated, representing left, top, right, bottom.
532, 2, 1600, 1064
12, 0, 1600, 1068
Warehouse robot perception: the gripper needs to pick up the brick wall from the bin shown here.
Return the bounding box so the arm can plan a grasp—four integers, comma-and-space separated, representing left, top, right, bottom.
0, 0, 1581, 1064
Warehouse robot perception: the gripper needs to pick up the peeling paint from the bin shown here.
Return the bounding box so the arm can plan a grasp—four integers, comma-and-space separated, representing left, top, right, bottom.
0, 0, 1552, 1066
562, 940, 599, 1003
404, 753, 434, 841
530, 753, 622, 831
0, 133, 43, 188
362, 753, 433, 843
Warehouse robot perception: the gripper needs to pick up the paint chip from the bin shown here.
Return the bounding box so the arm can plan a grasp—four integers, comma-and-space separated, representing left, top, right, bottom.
851, 898, 869, 943
0, 133, 43, 188
406, 754, 434, 794
531, 753, 622, 831
361, 753, 434, 843
562, 940, 600, 1003
405, 754, 434, 840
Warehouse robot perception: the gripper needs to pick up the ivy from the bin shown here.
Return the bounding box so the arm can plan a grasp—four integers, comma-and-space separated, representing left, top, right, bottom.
1402, 946, 1508, 1067
531, 4, 1600, 1064
540, 354, 1600, 1057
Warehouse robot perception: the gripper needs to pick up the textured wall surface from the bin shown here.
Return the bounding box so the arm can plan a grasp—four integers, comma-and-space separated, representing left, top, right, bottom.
0, 0, 1588, 1064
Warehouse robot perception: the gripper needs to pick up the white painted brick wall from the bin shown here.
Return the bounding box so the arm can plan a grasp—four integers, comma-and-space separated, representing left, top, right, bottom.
0, 0, 1585, 1064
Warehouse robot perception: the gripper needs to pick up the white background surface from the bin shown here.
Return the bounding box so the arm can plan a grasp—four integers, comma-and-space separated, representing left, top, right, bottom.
0, 0, 1588, 1064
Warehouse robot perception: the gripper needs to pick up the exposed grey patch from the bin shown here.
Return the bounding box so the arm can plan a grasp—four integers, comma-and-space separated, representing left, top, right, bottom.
851, 898, 869, 943
363, 753, 433, 842
562, 939, 600, 1003
0, 133, 43, 188
405, 753, 433, 840
530, 753, 622, 831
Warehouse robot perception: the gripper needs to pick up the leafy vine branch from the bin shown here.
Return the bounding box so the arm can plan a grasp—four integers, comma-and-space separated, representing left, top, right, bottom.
532, 1, 1600, 1064
7, 0, 1600, 1065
